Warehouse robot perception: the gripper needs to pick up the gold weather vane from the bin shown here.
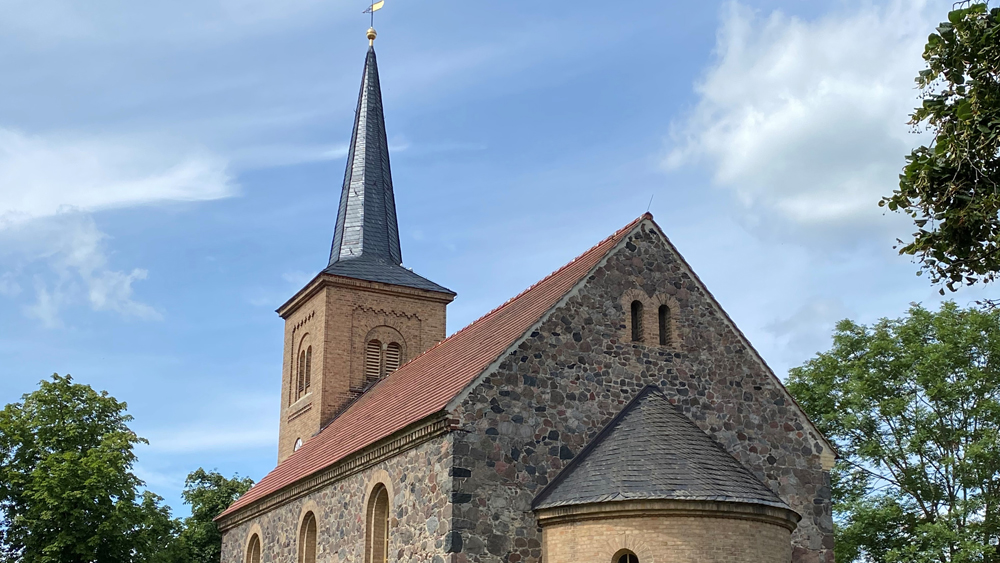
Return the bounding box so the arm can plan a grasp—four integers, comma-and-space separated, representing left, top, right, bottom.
363, 1, 384, 45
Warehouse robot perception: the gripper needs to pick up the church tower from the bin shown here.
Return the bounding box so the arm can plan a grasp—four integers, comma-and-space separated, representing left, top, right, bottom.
275, 29, 455, 463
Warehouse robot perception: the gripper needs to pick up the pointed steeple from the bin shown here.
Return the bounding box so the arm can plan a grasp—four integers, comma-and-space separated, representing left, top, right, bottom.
324, 36, 453, 295
329, 41, 401, 266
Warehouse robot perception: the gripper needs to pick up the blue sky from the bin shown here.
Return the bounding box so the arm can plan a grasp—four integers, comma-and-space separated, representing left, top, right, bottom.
0, 0, 989, 515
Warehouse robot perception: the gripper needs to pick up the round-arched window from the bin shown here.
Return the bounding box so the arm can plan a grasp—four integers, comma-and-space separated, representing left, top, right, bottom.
616, 551, 639, 563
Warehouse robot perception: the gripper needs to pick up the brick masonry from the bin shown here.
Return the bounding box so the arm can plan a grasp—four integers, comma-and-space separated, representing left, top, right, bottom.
277, 276, 451, 462
540, 514, 792, 563
449, 222, 834, 563
221, 435, 453, 563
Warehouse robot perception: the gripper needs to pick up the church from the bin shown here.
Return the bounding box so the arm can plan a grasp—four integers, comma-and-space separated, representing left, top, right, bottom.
217, 28, 836, 563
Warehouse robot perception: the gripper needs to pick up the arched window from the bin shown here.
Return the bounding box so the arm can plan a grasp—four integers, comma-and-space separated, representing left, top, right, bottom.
304, 346, 312, 393
245, 533, 261, 563
365, 484, 390, 563
298, 512, 317, 563
616, 551, 639, 563
658, 305, 670, 346
365, 340, 383, 383
296, 350, 307, 399
630, 300, 644, 342
384, 342, 401, 374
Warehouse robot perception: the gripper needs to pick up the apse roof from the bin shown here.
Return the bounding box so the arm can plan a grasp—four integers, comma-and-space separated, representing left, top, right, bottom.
532, 385, 790, 511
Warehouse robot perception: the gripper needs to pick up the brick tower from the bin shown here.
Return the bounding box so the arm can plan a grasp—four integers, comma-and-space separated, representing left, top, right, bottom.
275, 30, 455, 463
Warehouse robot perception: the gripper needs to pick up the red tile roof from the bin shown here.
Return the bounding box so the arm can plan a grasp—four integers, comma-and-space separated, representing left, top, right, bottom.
220, 214, 645, 518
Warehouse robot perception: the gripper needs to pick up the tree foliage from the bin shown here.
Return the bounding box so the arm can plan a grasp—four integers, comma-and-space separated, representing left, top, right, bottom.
881, 3, 1000, 291
177, 469, 253, 563
0, 374, 178, 563
786, 303, 1000, 562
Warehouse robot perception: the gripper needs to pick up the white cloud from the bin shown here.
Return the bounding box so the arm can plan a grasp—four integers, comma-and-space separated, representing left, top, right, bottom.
2, 215, 161, 327
667, 0, 937, 239
0, 128, 234, 225
0, 128, 236, 326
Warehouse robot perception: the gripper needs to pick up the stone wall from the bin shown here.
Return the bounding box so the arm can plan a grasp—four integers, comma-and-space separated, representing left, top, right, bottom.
449, 222, 834, 563
221, 435, 453, 563
541, 515, 792, 563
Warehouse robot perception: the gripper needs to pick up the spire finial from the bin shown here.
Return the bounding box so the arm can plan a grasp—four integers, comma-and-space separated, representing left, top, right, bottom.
367, 27, 377, 46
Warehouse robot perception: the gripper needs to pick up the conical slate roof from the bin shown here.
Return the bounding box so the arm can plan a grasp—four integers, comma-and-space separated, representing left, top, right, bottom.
533, 385, 791, 510
325, 46, 452, 295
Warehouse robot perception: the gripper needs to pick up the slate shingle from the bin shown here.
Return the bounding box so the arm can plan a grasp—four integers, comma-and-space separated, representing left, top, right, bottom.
533, 385, 790, 511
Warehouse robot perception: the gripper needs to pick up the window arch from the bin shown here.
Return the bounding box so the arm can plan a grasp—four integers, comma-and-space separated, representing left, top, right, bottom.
630, 300, 644, 342
298, 512, 317, 563
658, 304, 670, 346
365, 484, 390, 563
616, 551, 639, 563
245, 534, 261, 563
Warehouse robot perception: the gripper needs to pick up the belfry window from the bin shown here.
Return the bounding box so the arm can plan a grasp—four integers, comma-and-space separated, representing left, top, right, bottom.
616, 551, 639, 563
364, 340, 404, 384
246, 534, 261, 563
658, 305, 670, 346
630, 300, 644, 342
298, 512, 317, 563
365, 484, 390, 563
365, 340, 383, 383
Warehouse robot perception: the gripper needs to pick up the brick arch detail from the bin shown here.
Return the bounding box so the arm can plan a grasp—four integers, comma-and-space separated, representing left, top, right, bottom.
650, 293, 681, 349
605, 534, 654, 563
243, 522, 264, 563
620, 289, 651, 343
364, 468, 395, 509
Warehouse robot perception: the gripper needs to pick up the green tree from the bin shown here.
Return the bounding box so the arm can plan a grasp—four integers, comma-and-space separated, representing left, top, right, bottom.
786, 303, 1000, 562
881, 2, 1000, 292
177, 469, 253, 563
0, 374, 179, 563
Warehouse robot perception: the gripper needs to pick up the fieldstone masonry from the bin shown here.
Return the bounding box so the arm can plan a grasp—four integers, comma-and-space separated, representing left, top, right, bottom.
449, 224, 834, 563
222, 436, 453, 563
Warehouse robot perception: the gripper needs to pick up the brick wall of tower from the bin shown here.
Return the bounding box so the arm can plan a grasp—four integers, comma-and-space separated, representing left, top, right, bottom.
449, 223, 835, 563
277, 276, 451, 463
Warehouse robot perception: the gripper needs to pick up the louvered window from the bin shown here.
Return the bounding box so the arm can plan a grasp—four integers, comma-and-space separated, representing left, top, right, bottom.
365, 340, 383, 383
384, 342, 401, 374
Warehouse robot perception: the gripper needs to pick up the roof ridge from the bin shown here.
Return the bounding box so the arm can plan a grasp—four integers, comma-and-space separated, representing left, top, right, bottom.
370, 214, 646, 379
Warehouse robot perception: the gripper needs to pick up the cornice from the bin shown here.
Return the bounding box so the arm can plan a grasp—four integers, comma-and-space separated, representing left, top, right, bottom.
217, 414, 454, 531
534, 498, 801, 532
278, 274, 455, 318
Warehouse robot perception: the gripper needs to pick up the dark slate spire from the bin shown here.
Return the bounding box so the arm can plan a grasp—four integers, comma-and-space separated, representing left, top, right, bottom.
324, 38, 453, 295
533, 386, 791, 511
329, 44, 401, 266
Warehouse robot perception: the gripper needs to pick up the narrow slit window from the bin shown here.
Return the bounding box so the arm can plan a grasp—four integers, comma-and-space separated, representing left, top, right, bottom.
297, 350, 306, 398
304, 346, 312, 393
630, 300, 644, 342
384, 342, 401, 374
658, 305, 670, 346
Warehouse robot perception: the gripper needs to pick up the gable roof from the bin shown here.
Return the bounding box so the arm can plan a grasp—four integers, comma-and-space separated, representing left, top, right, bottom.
219, 214, 644, 518
533, 385, 790, 510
